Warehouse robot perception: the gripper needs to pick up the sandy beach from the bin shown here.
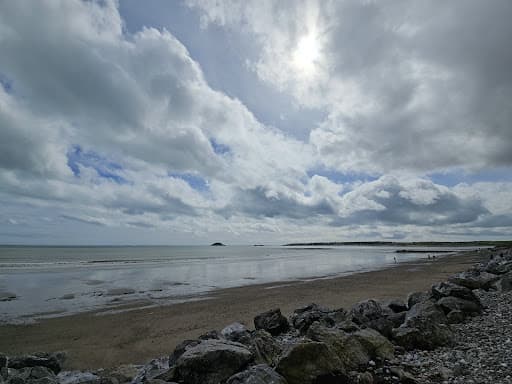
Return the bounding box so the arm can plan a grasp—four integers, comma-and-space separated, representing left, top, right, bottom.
0, 249, 487, 370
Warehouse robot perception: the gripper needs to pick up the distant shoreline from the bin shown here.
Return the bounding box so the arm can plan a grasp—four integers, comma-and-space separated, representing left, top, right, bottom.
283, 240, 512, 247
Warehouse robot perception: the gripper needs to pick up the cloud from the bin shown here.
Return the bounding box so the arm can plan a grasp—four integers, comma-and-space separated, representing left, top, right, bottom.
189, 0, 512, 174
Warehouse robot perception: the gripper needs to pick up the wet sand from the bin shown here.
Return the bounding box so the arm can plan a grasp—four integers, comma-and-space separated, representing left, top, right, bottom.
0, 249, 487, 370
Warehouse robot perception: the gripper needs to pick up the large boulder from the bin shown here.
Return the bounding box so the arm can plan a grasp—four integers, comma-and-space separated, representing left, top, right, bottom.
171, 339, 253, 384
275, 342, 347, 384
290, 303, 347, 334
132, 357, 169, 384
431, 281, 480, 303
449, 271, 499, 290
6, 366, 58, 384
248, 330, 283, 367
406, 291, 431, 309
56, 371, 100, 384
393, 300, 454, 350
226, 364, 287, 384
385, 299, 408, 313
493, 271, 512, 292
8, 353, 64, 374
349, 299, 394, 338
254, 309, 289, 336
222, 322, 252, 344
353, 328, 394, 361
436, 296, 482, 316
169, 339, 200, 366
485, 260, 512, 275
307, 322, 370, 370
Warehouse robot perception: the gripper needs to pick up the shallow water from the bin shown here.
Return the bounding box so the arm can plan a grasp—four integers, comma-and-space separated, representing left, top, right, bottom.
0, 245, 476, 323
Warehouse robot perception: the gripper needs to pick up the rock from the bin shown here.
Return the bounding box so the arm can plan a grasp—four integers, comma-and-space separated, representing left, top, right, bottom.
254, 309, 289, 336
406, 291, 430, 309
289, 303, 348, 334
350, 299, 394, 338
485, 260, 512, 275
131, 357, 169, 384
198, 330, 221, 340
210, 242, 226, 246
0, 355, 6, 370
275, 342, 347, 384
386, 299, 408, 313
494, 272, 512, 292
57, 371, 100, 384
169, 339, 200, 366
393, 301, 454, 350
446, 309, 466, 324
7, 366, 58, 384
226, 364, 287, 384
436, 296, 482, 316
388, 366, 418, 383
248, 330, 283, 367
349, 371, 373, 384
100, 365, 139, 384
221, 322, 251, 344
353, 328, 394, 361
431, 281, 480, 303
307, 322, 370, 370
387, 311, 406, 328
449, 271, 499, 290
171, 339, 253, 384
8, 353, 63, 374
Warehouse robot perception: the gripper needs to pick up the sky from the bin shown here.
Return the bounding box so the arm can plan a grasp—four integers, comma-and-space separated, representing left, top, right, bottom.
0, 0, 511, 245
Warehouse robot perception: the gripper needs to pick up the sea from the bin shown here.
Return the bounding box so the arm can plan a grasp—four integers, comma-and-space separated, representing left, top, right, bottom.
0, 245, 478, 324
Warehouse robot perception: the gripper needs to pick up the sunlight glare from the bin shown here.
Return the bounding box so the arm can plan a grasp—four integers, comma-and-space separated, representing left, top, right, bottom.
293, 33, 321, 75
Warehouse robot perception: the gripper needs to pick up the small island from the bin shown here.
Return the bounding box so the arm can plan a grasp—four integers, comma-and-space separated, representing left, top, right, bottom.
210, 242, 226, 246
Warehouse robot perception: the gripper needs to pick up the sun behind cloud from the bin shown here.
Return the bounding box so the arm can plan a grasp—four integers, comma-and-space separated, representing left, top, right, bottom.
292, 32, 321, 75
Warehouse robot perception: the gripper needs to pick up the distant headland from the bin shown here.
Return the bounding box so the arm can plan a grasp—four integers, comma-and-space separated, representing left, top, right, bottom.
210, 242, 226, 246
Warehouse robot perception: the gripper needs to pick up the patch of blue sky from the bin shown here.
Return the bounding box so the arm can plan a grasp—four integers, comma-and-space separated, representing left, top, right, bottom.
210, 138, 230, 155
0, 73, 13, 93
168, 172, 209, 192
428, 167, 512, 187
67, 145, 126, 184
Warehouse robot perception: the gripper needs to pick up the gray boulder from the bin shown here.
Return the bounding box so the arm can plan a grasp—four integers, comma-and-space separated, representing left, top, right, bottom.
222, 322, 252, 344
485, 260, 512, 275
449, 271, 499, 290
290, 303, 347, 334
446, 310, 466, 324
386, 299, 408, 313
436, 296, 482, 316
353, 328, 394, 361
169, 339, 200, 367
131, 357, 169, 384
431, 281, 480, 303
248, 330, 283, 367
7, 366, 57, 384
494, 272, 512, 292
349, 299, 394, 338
406, 291, 430, 309
8, 353, 63, 374
307, 322, 370, 370
393, 300, 454, 350
254, 309, 289, 336
56, 371, 100, 384
171, 339, 253, 384
226, 364, 287, 384
275, 342, 347, 384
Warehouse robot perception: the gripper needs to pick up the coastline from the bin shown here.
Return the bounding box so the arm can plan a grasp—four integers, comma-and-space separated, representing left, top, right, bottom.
0, 248, 488, 370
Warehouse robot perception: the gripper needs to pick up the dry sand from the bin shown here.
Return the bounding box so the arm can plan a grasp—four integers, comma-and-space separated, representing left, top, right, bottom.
0, 249, 487, 370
